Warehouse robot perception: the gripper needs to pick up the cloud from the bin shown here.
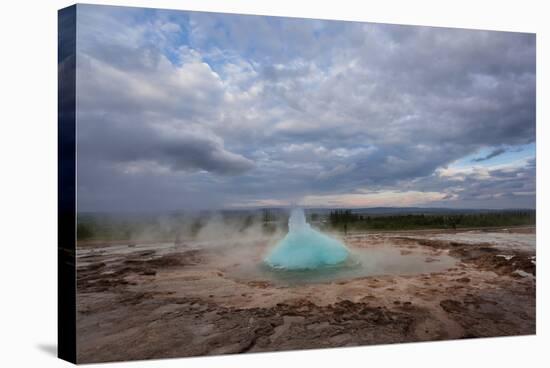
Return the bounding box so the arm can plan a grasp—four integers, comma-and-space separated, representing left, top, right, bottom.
472, 148, 507, 162
76, 8, 254, 178
74, 5, 536, 211
302, 191, 447, 208
109, 125, 255, 176
407, 158, 536, 208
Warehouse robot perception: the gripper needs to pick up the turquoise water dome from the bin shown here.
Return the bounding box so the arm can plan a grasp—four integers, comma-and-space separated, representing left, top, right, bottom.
265, 208, 349, 270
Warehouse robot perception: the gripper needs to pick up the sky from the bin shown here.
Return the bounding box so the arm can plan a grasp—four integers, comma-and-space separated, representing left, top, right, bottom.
75, 4, 536, 212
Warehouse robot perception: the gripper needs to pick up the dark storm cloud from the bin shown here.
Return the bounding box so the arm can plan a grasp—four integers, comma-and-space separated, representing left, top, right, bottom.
78, 115, 254, 176
472, 148, 507, 162
75, 5, 536, 211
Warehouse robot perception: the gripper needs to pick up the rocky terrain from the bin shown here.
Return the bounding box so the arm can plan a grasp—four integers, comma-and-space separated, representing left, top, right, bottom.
76, 227, 536, 363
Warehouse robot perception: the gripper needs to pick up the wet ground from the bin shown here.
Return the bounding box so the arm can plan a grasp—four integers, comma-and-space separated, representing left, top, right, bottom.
76, 226, 536, 363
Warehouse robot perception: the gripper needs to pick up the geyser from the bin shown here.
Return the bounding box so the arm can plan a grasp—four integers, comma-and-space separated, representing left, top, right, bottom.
264, 208, 349, 270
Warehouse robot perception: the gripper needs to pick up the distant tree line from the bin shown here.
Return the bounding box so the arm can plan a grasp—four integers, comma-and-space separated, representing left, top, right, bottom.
329, 210, 361, 225
76, 215, 150, 241
328, 210, 536, 231
76, 209, 536, 241
76, 211, 286, 242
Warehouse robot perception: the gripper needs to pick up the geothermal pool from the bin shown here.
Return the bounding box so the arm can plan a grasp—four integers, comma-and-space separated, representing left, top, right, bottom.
227, 208, 457, 285
230, 246, 457, 285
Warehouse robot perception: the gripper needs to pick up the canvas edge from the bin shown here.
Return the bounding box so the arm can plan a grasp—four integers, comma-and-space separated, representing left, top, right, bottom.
58, 4, 77, 364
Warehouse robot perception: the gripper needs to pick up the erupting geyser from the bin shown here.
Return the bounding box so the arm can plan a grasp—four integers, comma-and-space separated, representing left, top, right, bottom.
264, 208, 349, 270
